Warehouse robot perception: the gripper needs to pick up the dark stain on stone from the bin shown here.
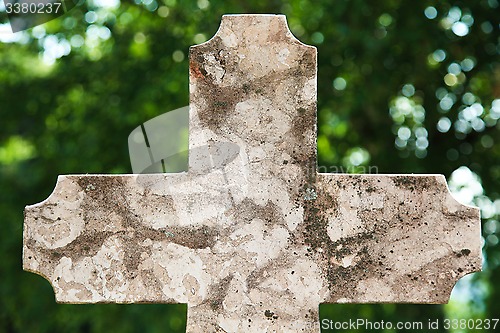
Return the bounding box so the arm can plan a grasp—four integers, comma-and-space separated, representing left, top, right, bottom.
189, 35, 317, 159
25, 174, 223, 290
246, 265, 268, 291
326, 246, 374, 301
228, 198, 287, 228
300, 190, 338, 252
77, 176, 136, 225
246, 253, 291, 291
264, 309, 273, 317
290, 105, 316, 162
189, 59, 207, 79
49, 176, 218, 274
297, 178, 395, 296
76, 176, 151, 273
189, 37, 241, 133
298, 48, 316, 73
242, 83, 251, 94
366, 186, 377, 193
205, 274, 233, 311
195, 82, 240, 135
443, 207, 478, 221
266, 18, 289, 43
63, 231, 114, 257
137, 191, 178, 223
164, 225, 218, 249
141, 269, 162, 295
391, 176, 439, 192
394, 251, 474, 302
456, 248, 471, 257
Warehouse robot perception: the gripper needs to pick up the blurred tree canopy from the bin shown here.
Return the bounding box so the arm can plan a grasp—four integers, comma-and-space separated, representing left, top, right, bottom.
0, 0, 499, 332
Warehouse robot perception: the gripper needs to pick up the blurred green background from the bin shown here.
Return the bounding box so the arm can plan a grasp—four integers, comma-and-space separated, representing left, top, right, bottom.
0, 0, 499, 332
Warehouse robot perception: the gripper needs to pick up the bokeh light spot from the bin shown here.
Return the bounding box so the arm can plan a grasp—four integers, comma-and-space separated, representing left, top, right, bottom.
378, 13, 393, 27
481, 135, 494, 148
481, 21, 493, 34
447, 63, 461, 75
197, 0, 209, 10
461, 58, 475, 71
432, 49, 447, 62
172, 50, 184, 62
85, 11, 98, 24
397, 126, 411, 140
444, 73, 458, 86
158, 6, 170, 17
193, 33, 206, 44
333, 77, 347, 91
452, 21, 469, 36
311, 32, 324, 44
402, 84, 415, 97
424, 6, 437, 19
448, 7, 462, 22
437, 117, 452, 132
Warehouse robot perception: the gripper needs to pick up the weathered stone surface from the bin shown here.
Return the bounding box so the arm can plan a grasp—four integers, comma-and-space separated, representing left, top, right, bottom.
23, 14, 481, 333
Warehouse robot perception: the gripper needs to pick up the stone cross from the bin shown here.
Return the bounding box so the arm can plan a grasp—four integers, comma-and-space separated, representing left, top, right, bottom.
23, 14, 482, 333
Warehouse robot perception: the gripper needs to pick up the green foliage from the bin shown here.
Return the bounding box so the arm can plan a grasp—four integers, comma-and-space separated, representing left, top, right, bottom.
1, 0, 499, 331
